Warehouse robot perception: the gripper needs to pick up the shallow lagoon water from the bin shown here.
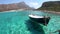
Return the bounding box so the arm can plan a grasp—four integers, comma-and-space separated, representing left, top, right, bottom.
0, 10, 60, 34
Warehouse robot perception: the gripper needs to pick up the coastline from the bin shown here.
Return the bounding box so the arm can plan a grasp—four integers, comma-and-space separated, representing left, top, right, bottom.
0, 9, 25, 13
43, 10, 60, 15
35, 10, 60, 15
0, 9, 60, 15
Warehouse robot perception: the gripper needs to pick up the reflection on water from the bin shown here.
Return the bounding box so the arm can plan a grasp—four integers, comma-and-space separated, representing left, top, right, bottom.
25, 19, 45, 34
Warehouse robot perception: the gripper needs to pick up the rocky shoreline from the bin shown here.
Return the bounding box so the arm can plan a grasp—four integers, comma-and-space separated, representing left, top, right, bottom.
44, 11, 60, 15
34, 10, 60, 15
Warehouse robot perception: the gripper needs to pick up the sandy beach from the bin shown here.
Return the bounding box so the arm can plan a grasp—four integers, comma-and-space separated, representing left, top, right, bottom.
0, 9, 25, 13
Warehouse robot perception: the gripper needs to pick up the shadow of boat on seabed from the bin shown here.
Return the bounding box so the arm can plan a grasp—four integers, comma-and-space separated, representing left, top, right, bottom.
25, 19, 45, 34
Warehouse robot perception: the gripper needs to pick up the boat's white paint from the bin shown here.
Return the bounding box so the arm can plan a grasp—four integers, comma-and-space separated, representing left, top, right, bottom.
29, 15, 44, 18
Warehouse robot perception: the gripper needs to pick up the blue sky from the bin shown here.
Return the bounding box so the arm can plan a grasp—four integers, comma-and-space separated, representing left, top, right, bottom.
0, 0, 60, 9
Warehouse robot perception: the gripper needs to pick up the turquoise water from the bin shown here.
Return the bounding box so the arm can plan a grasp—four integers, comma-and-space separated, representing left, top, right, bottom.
0, 10, 60, 34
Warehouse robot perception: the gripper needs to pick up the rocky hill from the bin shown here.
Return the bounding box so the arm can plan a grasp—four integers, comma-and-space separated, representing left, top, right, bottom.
38, 1, 60, 11
0, 2, 34, 11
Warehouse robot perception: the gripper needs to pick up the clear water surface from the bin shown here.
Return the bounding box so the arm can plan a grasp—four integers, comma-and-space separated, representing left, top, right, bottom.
0, 10, 60, 34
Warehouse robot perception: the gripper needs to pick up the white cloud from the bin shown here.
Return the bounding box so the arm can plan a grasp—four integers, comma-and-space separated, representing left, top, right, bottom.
30, 2, 38, 6
29, 2, 40, 9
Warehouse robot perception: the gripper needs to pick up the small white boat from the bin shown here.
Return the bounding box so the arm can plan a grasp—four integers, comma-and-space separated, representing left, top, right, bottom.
29, 14, 50, 25
29, 15, 44, 18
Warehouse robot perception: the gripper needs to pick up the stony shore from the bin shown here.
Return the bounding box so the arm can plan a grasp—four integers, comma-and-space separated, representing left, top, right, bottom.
43, 11, 60, 15
35, 10, 60, 15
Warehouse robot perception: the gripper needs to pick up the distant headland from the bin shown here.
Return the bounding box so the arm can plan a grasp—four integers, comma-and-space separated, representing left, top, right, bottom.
0, 2, 34, 12
37, 1, 60, 12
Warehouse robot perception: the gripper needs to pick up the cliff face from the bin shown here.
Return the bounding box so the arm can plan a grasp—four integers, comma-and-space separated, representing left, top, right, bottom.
38, 1, 60, 11
0, 2, 33, 11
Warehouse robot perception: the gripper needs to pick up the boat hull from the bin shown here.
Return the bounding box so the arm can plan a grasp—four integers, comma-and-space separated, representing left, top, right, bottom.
29, 17, 50, 25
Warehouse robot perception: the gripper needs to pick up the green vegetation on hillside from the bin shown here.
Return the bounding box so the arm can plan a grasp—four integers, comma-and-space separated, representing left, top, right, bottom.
37, 1, 60, 11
